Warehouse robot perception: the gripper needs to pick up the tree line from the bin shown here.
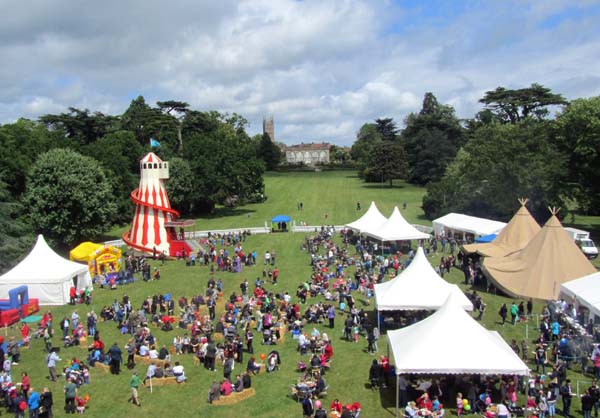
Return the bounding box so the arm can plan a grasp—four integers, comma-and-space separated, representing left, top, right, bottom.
350, 84, 600, 224
0, 96, 281, 271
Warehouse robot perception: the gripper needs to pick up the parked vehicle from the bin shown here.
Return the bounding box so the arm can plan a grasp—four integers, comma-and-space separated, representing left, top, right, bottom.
564, 227, 598, 259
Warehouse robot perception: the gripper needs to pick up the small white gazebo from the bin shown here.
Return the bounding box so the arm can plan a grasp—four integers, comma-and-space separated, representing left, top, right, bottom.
365, 206, 430, 242
0, 235, 92, 305
345, 201, 387, 233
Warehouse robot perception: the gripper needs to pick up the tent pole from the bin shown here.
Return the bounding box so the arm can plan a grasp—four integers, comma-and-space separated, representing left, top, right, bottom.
396, 374, 399, 418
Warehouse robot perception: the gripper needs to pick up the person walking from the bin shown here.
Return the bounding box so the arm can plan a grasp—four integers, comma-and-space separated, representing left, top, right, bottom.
47, 348, 60, 382
499, 303, 508, 325
128, 370, 141, 407
108, 342, 122, 375
302, 394, 314, 418
327, 305, 335, 329
588, 380, 600, 418
561, 379, 573, 417
40, 387, 53, 418
582, 389, 594, 418
64, 377, 77, 414
28, 387, 41, 418
510, 302, 518, 325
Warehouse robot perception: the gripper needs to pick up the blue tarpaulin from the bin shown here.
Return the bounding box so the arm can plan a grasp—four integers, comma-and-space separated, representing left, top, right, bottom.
271, 215, 291, 223
475, 233, 497, 243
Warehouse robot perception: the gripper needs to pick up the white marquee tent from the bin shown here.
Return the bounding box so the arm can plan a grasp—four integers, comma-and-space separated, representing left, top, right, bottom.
560, 272, 600, 320
345, 201, 387, 233
0, 235, 92, 305
366, 206, 430, 242
375, 247, 473, 311
432, 213, 507, 240
387, 293, 529, 416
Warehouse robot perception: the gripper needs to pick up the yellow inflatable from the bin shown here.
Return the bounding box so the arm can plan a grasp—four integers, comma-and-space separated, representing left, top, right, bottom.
70, 242, 122, 276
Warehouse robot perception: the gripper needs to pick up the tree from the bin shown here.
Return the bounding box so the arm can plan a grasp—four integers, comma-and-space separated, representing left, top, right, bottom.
375, 118, 399, 141
479, 83, 568, 124
39, 107, 118, 145
156, 100, 189, 152
350, 123, 382, 167
554, 96, 600, 214
81, 131, 144, 224
402, 93, 464, 185
165, 157, 194, 215
23, 148, 117, 247
121, 96, 176, 150
256, 133, 282, 170
422, 121, 568, 222
363, 141, 409, 186
0, 119, 63, 199
182, 112, 265, 212
0, 180, 34, 273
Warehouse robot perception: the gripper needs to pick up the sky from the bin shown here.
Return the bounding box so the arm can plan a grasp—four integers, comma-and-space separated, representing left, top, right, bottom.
1, 0, 599, 146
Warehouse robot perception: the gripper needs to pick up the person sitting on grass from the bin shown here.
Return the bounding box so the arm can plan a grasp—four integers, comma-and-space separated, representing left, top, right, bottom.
208, 380, 220, 404
246, 356, 262, 375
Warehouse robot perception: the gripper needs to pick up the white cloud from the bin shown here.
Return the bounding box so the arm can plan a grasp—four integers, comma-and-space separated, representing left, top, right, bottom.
1, 0, 599, 145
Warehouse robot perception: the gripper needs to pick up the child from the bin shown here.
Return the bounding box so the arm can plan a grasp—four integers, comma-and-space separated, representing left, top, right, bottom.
456, 392, 464, 417
75, 395, 88, 414
353, 325, 360, 343
82, 366, 90, 384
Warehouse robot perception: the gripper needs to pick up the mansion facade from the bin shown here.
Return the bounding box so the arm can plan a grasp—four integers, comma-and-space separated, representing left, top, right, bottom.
285, 142, 331, 165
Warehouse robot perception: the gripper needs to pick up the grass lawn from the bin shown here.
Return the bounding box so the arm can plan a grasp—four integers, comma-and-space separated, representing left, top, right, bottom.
106, 171, 428, 239
11, 170, 599, 418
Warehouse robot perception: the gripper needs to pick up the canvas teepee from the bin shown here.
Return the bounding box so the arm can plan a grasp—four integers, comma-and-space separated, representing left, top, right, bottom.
463, 199, 541, 258
482, 208, 596, 300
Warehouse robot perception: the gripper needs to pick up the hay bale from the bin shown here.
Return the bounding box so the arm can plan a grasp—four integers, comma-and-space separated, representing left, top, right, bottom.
93, 363, 110, 373
211, 388, 256, 406
143, 377, 186, 387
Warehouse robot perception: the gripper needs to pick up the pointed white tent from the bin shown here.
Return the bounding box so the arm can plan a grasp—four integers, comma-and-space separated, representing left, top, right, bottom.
387, 292, 529, 375
345, 201, 387, 233
375, 247, 473, 311
0, 235, 92, 305
366, 206, 430, 241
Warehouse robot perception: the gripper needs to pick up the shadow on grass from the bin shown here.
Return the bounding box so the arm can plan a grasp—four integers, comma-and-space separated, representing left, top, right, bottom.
361, 184, 406, 189
379, 383, 399, 416
197, 207, 257, 219
415, 213, 429, 222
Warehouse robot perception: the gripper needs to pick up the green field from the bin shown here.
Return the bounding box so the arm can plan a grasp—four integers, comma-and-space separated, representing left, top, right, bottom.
11, 171, 599, 417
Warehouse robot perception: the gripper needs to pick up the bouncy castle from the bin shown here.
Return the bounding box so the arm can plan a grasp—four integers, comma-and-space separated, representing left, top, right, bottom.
70, 242, 122, 277
122, 153, 193, 257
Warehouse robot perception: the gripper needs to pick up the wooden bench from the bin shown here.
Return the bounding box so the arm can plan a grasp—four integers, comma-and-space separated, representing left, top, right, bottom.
134, 355, 168, 368
211, 388, 256, 406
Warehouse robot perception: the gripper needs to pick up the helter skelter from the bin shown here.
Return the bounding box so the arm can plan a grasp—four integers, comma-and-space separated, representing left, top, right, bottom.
122, 152, 193, 257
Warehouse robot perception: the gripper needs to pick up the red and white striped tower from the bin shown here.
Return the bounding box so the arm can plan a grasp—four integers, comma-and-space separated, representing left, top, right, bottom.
123, 152, 179, 255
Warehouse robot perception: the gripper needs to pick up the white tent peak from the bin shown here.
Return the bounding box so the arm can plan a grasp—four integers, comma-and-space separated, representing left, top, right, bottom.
374, 246, 473, 311
345, 201, 387, 233
366, 206, 430, 242
387, 292, 529, 375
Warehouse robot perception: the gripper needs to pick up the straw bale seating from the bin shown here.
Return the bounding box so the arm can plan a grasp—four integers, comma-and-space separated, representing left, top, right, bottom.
211, 388, 255, 406
142, 376, 185, 387
134, 355, 168, 368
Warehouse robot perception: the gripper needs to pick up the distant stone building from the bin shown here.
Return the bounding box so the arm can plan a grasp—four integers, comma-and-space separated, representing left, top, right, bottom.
263, 116, 274, 142
285, 142, 331, 165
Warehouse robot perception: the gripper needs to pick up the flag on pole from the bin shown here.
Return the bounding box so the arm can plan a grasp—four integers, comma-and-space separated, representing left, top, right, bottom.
150, 138, 161, 148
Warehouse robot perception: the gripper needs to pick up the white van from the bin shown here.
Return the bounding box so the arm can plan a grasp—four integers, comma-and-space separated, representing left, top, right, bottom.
564, 227, 598, 259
